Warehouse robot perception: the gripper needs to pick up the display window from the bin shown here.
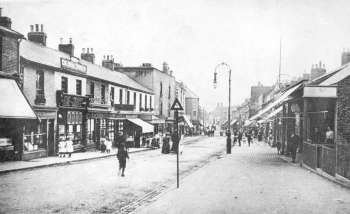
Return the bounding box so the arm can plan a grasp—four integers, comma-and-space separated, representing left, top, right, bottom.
87, 119, 95, 145
23, 120, 47, 152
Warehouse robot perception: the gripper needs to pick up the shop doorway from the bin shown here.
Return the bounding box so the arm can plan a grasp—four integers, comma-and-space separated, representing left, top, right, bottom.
47, 119, 55, 156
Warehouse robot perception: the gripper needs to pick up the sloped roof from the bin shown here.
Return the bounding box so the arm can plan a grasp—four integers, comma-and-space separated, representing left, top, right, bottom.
319, 63, 350, 86
0, 26, 23, 38
20, 40, 153, 94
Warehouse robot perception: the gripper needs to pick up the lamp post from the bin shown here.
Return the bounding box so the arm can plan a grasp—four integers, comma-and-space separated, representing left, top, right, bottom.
214, 62, 232, 154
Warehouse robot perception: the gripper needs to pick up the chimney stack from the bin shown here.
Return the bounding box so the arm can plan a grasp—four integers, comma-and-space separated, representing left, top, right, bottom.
163, 62, 169, 73
27, 24, 47, 46
341, 49, 350, 66
310, 61, 326, 80
58, 38, 74, 56
0, 8, 12, 29
102, 54, 115, 70
81, 47, 95, 64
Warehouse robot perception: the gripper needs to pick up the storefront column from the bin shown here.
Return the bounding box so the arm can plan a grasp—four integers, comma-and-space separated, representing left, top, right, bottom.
95, 119, 101, 149
302, 98, 309, 151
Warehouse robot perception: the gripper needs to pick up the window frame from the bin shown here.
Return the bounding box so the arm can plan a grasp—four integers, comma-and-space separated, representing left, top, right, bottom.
76, 79, 82, 95
36, 70, 45, 96
61, 76, 68, 93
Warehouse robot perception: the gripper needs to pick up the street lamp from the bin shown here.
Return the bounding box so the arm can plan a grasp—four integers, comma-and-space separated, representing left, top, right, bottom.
214, 62, 232, 154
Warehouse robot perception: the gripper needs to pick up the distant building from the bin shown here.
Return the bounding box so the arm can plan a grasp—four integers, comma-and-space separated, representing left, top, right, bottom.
249, 82, 272, 117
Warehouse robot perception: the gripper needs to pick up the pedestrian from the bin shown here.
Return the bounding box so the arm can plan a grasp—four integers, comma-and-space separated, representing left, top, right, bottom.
58, 136, 66, 157
105, 137, 112, 154
325, 126, 334, 144
100, 138, 106, 153
66, 135, 74, 158
289, 132, 300, 163
246, 132, 252, 147
117, 143, 129, 177
238, 131, 243, 147
312, 127, 322, 144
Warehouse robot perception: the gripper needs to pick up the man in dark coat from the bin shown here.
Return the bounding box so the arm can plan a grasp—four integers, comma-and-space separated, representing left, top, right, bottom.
289, 132, 300, 163
117, 143, 129, 177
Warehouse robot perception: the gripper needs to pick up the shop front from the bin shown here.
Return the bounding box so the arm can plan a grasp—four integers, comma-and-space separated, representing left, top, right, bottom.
56, 90, 89, 152
0, 78, 39, 161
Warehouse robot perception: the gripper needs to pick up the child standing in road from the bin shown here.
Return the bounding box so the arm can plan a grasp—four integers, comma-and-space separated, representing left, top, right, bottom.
117, 143, 129, 177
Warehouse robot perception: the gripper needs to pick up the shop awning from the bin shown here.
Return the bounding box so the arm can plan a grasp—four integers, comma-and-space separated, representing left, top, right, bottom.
249, 82, 303, 121
182, 115, 194, 128
0, 78, 38, 119
303, 86, 337, 98
148, 115, 166, 124
258, 106, 283, 123
127, 118, 154, 133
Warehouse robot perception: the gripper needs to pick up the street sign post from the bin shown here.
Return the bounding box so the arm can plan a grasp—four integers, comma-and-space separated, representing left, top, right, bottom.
170, 98, 184, 188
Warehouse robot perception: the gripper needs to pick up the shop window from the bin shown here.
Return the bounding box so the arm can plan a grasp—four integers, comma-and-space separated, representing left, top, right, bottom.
87, 119, 95, 145
127, 91, 130, 104
23, 120, 47, 152
101, 85, 106, 104
118, 120, 124, 132
119, 89, 123, 104
61, 76, 68, 93
90, 82, 95, 97
108, 120, 114, 141
76, 79, 82, 95
100, 119, 106, 138
66, 111, 83, 145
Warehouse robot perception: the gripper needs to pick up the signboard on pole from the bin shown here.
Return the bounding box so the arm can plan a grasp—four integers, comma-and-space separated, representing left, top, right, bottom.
170, 98, 183, 188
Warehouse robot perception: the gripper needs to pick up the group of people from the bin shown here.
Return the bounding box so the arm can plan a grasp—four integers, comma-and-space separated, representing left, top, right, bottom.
100, 137, 112, 154
58, 135, 74, 158
231, 130, 259, 147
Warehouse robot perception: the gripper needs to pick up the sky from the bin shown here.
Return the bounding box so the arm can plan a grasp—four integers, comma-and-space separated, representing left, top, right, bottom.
3, 0, 350, 111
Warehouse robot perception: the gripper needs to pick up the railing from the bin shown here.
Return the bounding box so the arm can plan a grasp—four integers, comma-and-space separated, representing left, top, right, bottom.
321, 144, 336, 176
114, 104, 135, 111
337, 144, 350, 180
302, 142, 318, 169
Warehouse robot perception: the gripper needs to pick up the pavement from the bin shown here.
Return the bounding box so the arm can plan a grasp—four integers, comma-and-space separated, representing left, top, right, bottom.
133, 141, 350, 214
0, 136, 202, 174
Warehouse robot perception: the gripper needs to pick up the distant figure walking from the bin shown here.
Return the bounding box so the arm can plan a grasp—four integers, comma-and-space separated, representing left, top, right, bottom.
117, 143, 129, 177
289, 132, 300, 163
246, 132, 252, 147
238, 131, 243, 147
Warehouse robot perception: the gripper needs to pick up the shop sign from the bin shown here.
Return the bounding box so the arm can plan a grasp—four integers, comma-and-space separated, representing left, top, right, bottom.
303, 86, 337, 98
57, 91, 88, 108
61, 57, 87, 74
35, 111, 57, 119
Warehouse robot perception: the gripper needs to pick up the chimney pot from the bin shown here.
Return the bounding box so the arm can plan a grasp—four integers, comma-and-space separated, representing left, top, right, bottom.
0, 8, 2, 17
60, 38, 63, 44
82, 48, 85, 53
87, 48, 89, 53
91, 48, 93, 53
69, 38, 72, 44
30, 25, 33, 32
40, 24, 43, 32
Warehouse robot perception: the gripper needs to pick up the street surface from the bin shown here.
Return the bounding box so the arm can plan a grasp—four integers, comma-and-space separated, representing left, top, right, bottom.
134, 141, 350, 214
0, 136, 226, 214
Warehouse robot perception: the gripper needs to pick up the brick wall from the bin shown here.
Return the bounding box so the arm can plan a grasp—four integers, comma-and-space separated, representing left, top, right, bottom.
336, 75, 350, 144
1, 36, 18, 73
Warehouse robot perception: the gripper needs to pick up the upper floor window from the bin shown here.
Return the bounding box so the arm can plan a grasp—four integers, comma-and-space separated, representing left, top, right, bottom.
168, 85, 171, 99
127, 91, 130, 105
150, 96, 152, 109
139, 93, 142, 110
90, 82, 95, 97
61, 76, 68, 93
145, 94, 147, 109
119, 89, 123, 104
36, 70, 44, 96
110, 87, 115, 105
160, 82, 163, 97
76, 80, 82, 95
101, 85, 105, 104
133, 92, 136, 105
